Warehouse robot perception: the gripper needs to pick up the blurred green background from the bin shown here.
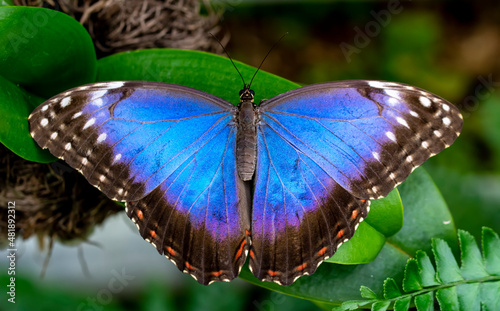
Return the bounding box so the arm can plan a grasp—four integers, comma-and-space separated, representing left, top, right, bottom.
1, 1, 500, 310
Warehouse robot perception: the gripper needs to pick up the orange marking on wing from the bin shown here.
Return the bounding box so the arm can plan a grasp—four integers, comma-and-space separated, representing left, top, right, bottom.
249, 250, 255, 259
317, 247, 327, 256
267, 270, 279, 277
360, 199, 366, 203
337, 229, 345, 239
235, 239, 247, 260
211, 270, 223, 277
150, 230, 157, 239
295, 263, 308, 271
245, 229, 251, 236
351, 210, 358, 219
185, 262, 194, 270
166, 246, 176, 256
136, 210, 143, 220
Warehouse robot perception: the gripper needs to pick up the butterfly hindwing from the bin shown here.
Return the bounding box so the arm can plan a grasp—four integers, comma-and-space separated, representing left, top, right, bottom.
249, 123, 370, 285
126, 124, 251, 284
29, 81, 251, 285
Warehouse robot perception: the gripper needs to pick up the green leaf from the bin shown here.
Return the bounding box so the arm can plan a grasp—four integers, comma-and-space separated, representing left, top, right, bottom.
393, 296, 411, 311
371, 300, 390, 311
332, 228, 500, 310
387, 167, 457, 256
436, 287, 459, 310
415, 251, 439, 287
96, 49, 298, 105
432, 239, 463, 283
483, 227, 500, 275
456, 283, 481, 311
402, 259, 423, 292
360, 286, 379, 299
0, 6, 96, 98
333, 300, 372, 311
365, 189, 403, 237
0, 75, 56, 162
328, 221, 386, 264
383, 278, 402, 299
414, 292, 434, 311
459, 230, 489, 279
480, 281, 500, 310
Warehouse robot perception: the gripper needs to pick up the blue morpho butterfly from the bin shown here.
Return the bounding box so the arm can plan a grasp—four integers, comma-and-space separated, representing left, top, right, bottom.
28, 53, 463, 286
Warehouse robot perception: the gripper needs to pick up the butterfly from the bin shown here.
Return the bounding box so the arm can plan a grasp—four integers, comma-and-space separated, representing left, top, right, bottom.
28, 76, 462, 285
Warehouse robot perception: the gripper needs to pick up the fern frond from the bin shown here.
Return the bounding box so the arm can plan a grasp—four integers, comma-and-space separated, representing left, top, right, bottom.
333, 227, 500, 311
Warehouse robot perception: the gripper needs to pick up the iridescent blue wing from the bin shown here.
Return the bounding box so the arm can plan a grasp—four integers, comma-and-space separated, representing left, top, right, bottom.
29, 82, 251, 284
249, 80, 462, 285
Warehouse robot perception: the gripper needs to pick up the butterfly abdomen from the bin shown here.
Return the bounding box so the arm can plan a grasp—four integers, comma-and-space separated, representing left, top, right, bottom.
236, 100, 257, 181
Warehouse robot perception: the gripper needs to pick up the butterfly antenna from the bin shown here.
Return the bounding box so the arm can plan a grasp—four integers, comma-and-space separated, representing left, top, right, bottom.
210, 33, 247, 87
248, 32, 288, 88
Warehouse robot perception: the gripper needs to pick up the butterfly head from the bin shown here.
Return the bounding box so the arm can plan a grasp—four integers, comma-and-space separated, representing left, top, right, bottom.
239, 85, 255, 102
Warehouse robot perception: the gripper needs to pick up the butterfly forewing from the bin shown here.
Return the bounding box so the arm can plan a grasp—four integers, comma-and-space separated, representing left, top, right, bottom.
257, 80, 463, 200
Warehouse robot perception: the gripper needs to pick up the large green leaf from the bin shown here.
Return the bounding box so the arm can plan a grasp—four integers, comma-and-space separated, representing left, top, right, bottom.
0, 6, 96, 98
240, 167, 455, 308
388, 167, 457, 256
0, 75, 55, 162
97, 49, 297, 105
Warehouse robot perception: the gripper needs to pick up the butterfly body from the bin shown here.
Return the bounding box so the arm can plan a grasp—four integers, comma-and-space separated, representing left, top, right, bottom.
29, 79, 462, 285
235, 87, 258, 181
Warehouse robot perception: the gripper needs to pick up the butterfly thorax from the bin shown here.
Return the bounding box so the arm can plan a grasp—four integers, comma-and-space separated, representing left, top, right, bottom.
236, 89, 258, 181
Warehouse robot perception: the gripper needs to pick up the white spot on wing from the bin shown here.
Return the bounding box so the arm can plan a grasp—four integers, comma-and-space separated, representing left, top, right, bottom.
385, 89, 400, 98
422, 141, 429, 148
406, 155, 413, 162
82, 157, 88, 165
409, 110, 419, 118
113, 153, 122, 163
385, 131, 397, 142
41, 105, 49, 111
60, 97, 71, 108
442, 117, 451, 126
419, 96, 432, 107
434, 130, 442, 138
388, 97, 399, 105
64, 143, 71, 151
396, 117, 409, 128
72, 112, 82, 119
442, 104, 450, 111
372, 151, 380, 161
92, 98, 104, 107
40, 118, 48, 127
83, 118, 95, 130
50, 132, 58, 140
368, 81, 386, 88
105, 81, 125, 89
97, 133, 107, 143
99, 175, 106, 182
89, 90, 107, 100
